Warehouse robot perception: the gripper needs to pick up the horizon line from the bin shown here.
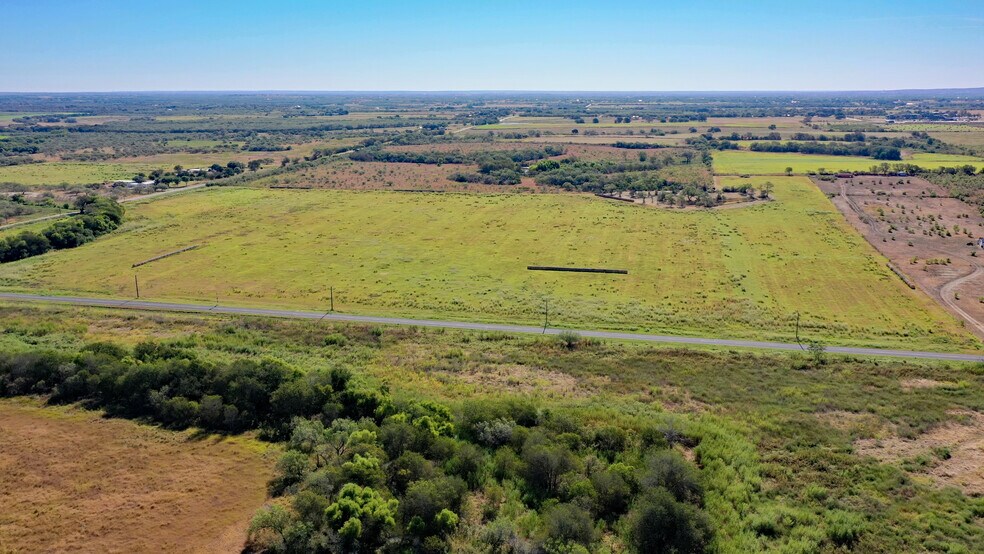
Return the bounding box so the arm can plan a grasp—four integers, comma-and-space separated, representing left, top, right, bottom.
2, 87, 984, 95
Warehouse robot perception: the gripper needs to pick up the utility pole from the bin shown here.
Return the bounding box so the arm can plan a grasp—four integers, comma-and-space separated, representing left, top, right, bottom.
134, 275, 140, 298
542, 299, 549, 333
795, 312, 803, 349
330, 286, 334, 312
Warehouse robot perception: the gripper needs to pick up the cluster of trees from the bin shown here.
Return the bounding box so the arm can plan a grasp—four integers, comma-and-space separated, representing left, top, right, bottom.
349, 146, 566, 187
0, 194, 61, 223
789, 132, 866, 142
529, 151, 708, 195
0, 339, 713, 553
147, 160, 277, 186
612, 141, 665, 150
749, 141, 902, 160
351, 146, 563, 168
923, 169, 984, 215
0, 196, 123, 263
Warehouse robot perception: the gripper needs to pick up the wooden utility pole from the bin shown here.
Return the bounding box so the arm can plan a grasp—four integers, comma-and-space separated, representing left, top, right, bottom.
134, 275, 140, 298
330, 287, 334, 312
542, 299, 549, 333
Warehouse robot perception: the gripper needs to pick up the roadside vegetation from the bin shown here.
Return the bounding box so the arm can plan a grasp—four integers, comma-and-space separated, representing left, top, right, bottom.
1, 304, 982, 553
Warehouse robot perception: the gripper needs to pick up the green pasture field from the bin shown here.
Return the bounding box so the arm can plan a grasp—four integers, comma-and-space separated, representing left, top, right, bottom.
713, 150, 984, 175
889, 123, 984, 132
0, 179, 975, 351
925, 130, 984, 149
0, 162, 163, 186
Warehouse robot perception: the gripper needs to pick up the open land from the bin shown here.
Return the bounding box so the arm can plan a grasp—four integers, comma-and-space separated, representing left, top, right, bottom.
2, 91, 984, 553
0, 397, 275, 553
0, 178, 975, 351
2, 302, 983, 553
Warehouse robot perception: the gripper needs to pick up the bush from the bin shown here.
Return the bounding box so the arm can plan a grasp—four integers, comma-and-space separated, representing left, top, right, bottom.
640, 450, 703, 504
543, 503, 596, 547
557, 330, 582, 350
826, 510, 864, 546
625, 489, 711, 554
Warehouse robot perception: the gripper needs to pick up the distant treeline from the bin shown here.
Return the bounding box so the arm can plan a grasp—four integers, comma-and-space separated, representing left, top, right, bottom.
0, 338, 712, 553
749, 141, 902, 160
0, 196, 123, 263
612, 141, 667, 149
350, 146, 564, 166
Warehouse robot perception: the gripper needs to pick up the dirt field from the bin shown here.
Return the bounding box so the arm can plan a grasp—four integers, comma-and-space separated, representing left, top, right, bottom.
815, 175, 984, 337
856, 410, 984, 495
0, 399, 275, 553
255, 158, 546, 192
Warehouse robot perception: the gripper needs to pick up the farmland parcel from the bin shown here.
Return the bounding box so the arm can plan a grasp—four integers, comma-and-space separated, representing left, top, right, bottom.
0, 179, 974, 351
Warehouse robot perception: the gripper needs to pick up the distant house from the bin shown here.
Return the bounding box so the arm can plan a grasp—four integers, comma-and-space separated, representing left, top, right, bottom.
111, 179, 155, 188
835, 172, 854, 179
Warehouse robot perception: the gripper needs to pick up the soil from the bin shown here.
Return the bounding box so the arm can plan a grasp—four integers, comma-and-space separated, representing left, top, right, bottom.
0, 399, 275, 553
814, 175, 984, 337
855, 410, 984, 495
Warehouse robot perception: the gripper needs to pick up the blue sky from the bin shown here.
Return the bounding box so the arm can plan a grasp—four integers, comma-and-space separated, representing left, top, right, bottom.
1, 0, 982, 91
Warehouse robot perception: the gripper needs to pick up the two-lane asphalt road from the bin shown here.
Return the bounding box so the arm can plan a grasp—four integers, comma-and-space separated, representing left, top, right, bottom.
0, 292, 982, 362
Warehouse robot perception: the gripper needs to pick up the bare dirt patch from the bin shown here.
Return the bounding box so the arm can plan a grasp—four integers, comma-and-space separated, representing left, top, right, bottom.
815, 175, 984, 337
0, 398, 275, 553
900, 378, 954, 391
855, 410, 984, 495
448, 363, 601, 399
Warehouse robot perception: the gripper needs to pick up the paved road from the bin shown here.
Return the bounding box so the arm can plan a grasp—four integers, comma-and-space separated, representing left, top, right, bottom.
1, 183, 210, 231
0, 212, 74, 231
120, 182, 209, 203
1, 292, 982, 362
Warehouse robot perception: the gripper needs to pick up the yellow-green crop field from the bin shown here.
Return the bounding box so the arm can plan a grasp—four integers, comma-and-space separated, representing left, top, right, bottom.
0, 178, 974, 351
0, 162, 163, 186
713, 150, 984, 175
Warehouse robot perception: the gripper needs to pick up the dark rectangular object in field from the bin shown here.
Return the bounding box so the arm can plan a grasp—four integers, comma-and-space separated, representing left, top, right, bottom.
132, 245, 200, 268
527, 266, 628, 274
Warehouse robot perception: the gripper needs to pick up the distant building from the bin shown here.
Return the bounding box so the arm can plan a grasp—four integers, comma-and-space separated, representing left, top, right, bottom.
111, 180, 155, 187
835, 173, 854, 179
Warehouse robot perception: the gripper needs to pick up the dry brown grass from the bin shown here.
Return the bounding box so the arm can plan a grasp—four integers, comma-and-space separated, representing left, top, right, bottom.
855, 410, 984, 495
0, 398, 276, 554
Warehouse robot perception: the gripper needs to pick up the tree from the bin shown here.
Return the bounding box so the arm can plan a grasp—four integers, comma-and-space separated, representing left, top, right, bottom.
543, 503, 596, 547
325, 483, 398, 551
640, 450, 703, 504
759, 181, 774, 199
248, 159, 263, 172
785, 166, 793, 176
625, 489, 711, 554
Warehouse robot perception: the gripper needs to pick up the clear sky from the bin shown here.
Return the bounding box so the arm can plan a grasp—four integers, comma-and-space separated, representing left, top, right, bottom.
2, 0, 982, 92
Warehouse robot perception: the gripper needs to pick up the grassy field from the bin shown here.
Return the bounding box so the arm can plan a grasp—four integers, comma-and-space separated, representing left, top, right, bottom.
0, 162, 163, 186
0, 179, 975, 350
2, 303, 983, 553
0, 397, 274, 553
713, 150, 984, 175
